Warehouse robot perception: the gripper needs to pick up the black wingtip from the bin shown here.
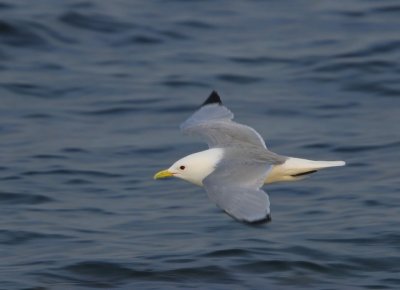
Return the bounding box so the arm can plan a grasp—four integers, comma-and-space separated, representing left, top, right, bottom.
245, 214, 272, 226
202, 90, 222, 106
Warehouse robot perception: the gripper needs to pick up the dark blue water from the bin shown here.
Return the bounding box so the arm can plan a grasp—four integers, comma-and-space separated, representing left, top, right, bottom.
1, 1, 399, 289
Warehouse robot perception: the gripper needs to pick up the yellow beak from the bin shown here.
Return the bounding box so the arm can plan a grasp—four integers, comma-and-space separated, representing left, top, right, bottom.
154, 169, 174, 180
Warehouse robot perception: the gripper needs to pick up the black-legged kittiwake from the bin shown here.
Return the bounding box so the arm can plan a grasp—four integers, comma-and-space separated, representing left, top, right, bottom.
154, 91, 345, 224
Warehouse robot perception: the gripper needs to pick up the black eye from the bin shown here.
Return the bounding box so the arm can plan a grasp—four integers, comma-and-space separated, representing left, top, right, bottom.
180, 165, 185, 170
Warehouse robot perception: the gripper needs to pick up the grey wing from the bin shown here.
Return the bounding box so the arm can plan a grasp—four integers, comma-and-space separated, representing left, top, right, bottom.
180, 94, 267, 149
202, 158, 272, 223
205, 185, 271, 223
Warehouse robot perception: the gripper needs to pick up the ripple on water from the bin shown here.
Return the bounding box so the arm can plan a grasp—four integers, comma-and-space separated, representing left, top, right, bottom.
81, 107, 141, 116
229, 56, 293, 65
0, 3, 13, 9
216, 73, 263, 84
0, 19, 47, 48
115, 35, 164, 46
201, 248, 251, 258
338, 40, 400, 59
0, 191, 53, 205
372, 4, 400, 14
58, 261, 235, 284
59, 11, 133, 33
3, 83, 83, 99
0, 230, 68, 245
161, 79, 208, 88
61, 148, 89, 154
176, 20, 215, 30
32, 154, 67, 160
333, 141, 400, 153
313, 60, 395, 74
22, 169, 124, 179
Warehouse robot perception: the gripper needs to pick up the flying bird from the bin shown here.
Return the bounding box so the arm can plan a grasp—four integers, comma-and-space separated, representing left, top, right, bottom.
154, 91, 345, 224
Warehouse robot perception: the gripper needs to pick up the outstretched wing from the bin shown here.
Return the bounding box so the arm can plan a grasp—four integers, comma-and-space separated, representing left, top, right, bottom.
202, 155, 272, 224
180, 91, 267, 149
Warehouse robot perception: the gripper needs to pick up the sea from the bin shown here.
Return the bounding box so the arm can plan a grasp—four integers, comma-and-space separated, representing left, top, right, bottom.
1, 1, 399, 289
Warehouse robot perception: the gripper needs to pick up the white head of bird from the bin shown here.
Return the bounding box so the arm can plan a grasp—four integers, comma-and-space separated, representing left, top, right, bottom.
154, 148, 223, 186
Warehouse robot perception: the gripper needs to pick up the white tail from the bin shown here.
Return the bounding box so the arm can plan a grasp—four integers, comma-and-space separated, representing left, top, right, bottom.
265, 157, 345, 184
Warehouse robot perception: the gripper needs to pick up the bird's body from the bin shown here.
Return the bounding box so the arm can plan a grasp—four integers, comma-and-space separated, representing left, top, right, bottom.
154, 91, 345, 224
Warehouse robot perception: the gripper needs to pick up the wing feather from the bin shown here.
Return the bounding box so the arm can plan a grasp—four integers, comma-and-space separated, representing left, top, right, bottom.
202, 156, 272, 223
180, 93, 267, 149
181, 92, 274, 223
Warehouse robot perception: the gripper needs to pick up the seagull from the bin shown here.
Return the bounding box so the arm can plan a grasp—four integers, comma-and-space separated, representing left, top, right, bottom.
154, 91, 345, 224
